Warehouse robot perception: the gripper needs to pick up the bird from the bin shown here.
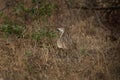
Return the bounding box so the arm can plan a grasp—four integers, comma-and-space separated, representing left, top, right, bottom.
57, 27, 73, 49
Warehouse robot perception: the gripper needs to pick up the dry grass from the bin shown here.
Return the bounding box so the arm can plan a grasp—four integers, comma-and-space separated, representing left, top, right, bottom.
0, 0, 120, 80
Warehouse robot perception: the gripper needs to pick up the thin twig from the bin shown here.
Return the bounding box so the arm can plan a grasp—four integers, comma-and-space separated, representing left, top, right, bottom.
71, 6, 120, 10
0, 6, 7, 12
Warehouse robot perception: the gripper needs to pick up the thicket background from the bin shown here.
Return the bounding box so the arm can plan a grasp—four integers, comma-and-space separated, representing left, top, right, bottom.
0, 0, 120, 80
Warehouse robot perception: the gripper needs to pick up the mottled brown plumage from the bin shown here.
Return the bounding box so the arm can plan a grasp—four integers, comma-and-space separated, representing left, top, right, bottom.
57, 28, 73, 49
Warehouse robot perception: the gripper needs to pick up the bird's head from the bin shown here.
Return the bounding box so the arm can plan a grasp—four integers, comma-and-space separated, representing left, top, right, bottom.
57, 28, 65, 34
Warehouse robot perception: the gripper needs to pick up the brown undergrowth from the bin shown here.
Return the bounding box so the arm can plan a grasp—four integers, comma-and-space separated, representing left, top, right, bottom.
0, 0, 120, 80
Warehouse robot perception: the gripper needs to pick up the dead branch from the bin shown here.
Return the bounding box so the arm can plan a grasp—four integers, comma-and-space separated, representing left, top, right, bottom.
72, 6, 120, 10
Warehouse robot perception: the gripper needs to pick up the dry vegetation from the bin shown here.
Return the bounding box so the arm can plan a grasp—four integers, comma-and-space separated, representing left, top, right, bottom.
0, 0, 120, 80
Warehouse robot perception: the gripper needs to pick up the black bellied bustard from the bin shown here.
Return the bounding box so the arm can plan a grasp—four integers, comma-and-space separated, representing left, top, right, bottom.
57, 28, 74, 49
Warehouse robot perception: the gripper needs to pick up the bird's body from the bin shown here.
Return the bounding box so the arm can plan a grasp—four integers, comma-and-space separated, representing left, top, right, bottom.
57, 28, 73, 49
